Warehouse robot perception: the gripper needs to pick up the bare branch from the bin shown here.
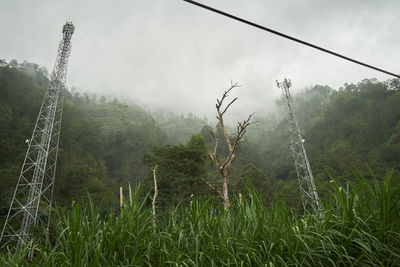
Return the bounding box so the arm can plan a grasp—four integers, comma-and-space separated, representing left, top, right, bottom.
228, 79, 241, 90
214, 81, 242, 154
201, 178, 223, 198
216, 85, 242, 152
209, 131, 221, 168
210, 131, 217, 141
232, 112, 256, 151
221, 97, 238, 116
221, 153, 235, 170
215, 81, 241, 111
208, 80, 254, 211
222, 112, 256, 169
209, 152, 222, 170
219, 119, 233, 153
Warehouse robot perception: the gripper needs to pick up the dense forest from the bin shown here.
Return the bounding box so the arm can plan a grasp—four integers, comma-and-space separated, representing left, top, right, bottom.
1, 60, 400, 211
1, 61, 400, 265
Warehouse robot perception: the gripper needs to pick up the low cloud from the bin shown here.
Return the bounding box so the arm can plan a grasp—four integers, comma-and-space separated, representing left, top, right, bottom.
1, 0, 398, 120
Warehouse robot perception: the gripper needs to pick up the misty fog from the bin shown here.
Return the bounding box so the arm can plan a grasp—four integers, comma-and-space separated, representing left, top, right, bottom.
1, 0, 398, 121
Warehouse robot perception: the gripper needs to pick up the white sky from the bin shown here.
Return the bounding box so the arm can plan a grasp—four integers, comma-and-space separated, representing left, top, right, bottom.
1, 0, 399, 120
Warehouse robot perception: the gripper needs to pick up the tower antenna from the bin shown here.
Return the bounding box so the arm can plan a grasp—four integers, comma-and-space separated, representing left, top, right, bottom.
0, 21, 75, 248
276, 79, 322, 214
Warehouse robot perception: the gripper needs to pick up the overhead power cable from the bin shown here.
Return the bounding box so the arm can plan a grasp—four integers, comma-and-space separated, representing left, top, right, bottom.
182, 0, 400, 79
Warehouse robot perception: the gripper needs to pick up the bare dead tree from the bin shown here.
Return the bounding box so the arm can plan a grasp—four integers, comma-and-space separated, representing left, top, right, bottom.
151, 165, 158, 233
203, 81, 255, 210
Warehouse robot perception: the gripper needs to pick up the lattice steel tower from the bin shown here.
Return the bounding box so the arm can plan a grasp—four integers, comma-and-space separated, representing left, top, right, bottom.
276, 79, 322, 214
0, 21, 75, 247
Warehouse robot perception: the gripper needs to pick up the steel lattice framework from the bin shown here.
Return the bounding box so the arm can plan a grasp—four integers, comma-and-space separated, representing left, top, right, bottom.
0, 22, 75, 247
276, 79, 322, 214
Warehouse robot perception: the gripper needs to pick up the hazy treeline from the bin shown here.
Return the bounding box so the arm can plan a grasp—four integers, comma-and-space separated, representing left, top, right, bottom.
0, 59, 400, 212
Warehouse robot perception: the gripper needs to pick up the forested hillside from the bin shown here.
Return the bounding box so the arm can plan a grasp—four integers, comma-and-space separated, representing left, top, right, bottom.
0, 61, 167, 212
249, 80, 400, 203
233, 79, 400, 204
1, 60, 399, 212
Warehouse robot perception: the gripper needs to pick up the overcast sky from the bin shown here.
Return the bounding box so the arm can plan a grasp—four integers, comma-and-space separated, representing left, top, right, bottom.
1, 0, 399, 120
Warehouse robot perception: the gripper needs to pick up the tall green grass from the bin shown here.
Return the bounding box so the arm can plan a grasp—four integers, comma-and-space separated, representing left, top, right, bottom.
1, 171, 399, 266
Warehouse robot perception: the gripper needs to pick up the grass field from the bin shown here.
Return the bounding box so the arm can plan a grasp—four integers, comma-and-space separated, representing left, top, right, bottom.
1, 170, 400, 266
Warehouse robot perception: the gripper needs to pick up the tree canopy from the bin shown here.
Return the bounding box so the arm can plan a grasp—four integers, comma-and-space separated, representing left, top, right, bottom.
0, 59, 399, 210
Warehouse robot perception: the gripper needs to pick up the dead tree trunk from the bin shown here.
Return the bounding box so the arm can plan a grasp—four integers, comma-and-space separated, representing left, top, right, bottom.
203, 81, 255, 210
151, 165, 158, 233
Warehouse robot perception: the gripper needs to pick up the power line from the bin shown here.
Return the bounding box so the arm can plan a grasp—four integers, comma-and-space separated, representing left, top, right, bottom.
182, 0, 400, 79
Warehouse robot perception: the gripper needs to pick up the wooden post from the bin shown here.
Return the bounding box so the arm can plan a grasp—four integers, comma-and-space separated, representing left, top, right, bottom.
239, 192, 243, 206
120, 187, 123, 207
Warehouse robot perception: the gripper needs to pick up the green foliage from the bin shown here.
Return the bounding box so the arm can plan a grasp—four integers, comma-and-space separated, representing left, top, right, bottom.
235, 163, 273, 204
152, 110, 209, 144
0, 61, 168, 209
1, 61, 400, 265
1, 170, 399, 266
238, 79, 400, 201
1, 58, 400, 214
143, 134, 209, 206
